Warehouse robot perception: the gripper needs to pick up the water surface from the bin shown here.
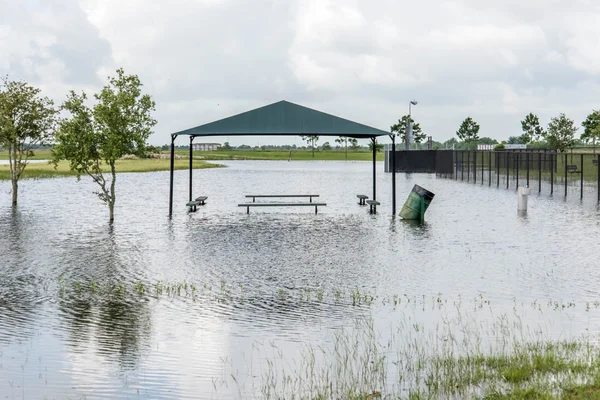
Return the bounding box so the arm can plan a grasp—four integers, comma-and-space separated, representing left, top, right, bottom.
1, 160, 599, 398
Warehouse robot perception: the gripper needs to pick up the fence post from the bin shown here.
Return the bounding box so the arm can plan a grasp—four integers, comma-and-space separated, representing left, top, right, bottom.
461, 151, 464, 181
515, 152, 519, 189
506, 152, 509, 189
473, 151, 477, 183
488, 151, 491, 186
497, 152, 500, 187
564, 153, 568, 197
581, 153, 584, 200
538, 152, 542, 193
526, 152, 530, 187
467, 151, 470, 182
551, 153, 554, 195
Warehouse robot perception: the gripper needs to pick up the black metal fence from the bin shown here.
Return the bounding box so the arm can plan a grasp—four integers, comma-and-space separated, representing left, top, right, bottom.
451, 150, 600, 201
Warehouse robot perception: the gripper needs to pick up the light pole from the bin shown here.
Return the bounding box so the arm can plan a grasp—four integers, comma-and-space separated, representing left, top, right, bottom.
406, 100, 418, 150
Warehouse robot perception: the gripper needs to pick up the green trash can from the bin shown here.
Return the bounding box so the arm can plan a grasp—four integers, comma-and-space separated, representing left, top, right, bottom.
399, 184, 435, 220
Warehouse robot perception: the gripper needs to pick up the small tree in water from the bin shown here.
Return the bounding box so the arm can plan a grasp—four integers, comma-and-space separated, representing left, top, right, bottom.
52, 68, 157, 223
0, 78, 56, 206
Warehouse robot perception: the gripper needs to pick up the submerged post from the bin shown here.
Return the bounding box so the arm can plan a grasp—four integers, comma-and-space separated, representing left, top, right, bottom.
390, 134, 396, 215
169, 134, 177, 217
581, 153, 584, 200
372, 137, 377, 203
189, 136, 194, 202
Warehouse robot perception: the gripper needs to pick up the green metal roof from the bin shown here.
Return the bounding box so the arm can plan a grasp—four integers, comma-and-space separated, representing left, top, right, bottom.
173, 100, 389, 138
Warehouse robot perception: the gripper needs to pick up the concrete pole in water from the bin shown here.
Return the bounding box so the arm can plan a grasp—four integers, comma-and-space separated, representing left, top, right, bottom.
518, 186, 530, 213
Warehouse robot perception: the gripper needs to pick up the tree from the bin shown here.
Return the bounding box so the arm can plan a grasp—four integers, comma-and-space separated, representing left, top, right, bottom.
0, 77, 57, 206
456, 117, 480, 149
223, 141, 232, 150
507, 136, 524, 144
581, 111, 600, 152
546, 113, 577, 152
335, 136, 348, 159
52, 68, 157, 223
300, 135, 319, 158
478, 137, 498, 145
368, 140, 384, 152
348, 138, 359, 150
322, 141, 331, 150
520, 113, 544, 144
390, 115, 426, 144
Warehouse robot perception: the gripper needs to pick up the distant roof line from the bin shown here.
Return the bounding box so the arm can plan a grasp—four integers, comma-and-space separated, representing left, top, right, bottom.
172, 100, 389, 138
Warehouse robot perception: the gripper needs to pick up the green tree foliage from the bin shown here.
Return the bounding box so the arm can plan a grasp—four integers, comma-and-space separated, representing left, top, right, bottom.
348, 138, 360, 150
581, 110, 600, 149
0, 77, 56, 205
507, 136, 524, 144
390, 115, 426, 144
321, 141, 331, 150
546, 113, 577, 152
478, 137, 498, 145
52, 68, 156, 222
367, 140, 384, 152
520, 113, 544, 144
456, 117, 480, 148
300, 135, 319, 158
222, 141, 232, 150
335, 136, 348, 159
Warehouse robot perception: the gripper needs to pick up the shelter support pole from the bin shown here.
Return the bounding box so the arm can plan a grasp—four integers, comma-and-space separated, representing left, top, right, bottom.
168, 134, 177, 217
390, 134, 396, 215
372, 137, 377, 203
189, 136, 194, 202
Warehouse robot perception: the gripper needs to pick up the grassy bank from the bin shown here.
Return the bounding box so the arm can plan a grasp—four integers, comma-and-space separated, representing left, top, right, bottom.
0, 158, 222, 181
180, 149, 386, 161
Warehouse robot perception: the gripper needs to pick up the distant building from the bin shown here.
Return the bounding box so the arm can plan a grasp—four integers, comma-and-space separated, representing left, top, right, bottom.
505, 144, 527, 150
477, 144, 495, 151
192, 143, 221, 151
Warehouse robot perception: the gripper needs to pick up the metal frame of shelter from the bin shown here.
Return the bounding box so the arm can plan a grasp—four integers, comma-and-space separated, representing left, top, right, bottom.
168, 100, 391, 217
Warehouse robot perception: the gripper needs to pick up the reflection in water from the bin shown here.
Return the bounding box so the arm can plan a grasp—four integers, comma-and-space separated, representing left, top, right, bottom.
2, 160, 600, 397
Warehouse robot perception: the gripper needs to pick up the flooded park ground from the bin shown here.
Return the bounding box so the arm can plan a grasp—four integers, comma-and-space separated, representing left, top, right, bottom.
2, 160, 600, 398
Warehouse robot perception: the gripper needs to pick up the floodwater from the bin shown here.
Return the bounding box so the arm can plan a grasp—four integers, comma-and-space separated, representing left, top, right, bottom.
1, 160, 600, 399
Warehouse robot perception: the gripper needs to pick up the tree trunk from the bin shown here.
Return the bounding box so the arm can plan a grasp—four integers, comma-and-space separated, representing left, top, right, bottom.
109, 162, 116, 223
11, 179, 18, 206
8, 144, 18, 206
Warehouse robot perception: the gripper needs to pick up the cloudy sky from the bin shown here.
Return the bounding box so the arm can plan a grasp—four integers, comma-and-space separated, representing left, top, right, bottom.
2, 0, 599, 146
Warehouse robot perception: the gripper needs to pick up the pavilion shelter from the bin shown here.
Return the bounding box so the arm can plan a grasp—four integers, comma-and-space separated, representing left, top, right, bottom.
168, 100, 390, 216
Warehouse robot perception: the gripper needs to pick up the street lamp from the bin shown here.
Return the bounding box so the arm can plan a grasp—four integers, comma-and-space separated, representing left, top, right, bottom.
409, 100, 418, 116
406, 100, 418, 150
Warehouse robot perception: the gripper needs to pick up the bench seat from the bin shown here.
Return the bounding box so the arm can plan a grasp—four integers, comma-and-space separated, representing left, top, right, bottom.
366, 200, 380, 214
356, 194, 369, 205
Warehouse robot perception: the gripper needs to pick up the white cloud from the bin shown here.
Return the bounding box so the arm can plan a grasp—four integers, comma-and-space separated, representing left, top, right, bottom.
1, 0, 599, 145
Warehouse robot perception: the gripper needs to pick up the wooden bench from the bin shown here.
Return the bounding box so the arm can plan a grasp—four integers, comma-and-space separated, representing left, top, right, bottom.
567, 165, 581, 174
238, 202, 327, 214
366, 200, 380, 214
357, 194, 369, 205
186, 201, 200, 212
245, 194, 319, 203
195, 196, 208, 205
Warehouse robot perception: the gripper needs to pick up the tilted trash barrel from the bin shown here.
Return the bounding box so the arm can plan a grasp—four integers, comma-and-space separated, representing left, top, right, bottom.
399, 184, 435, 221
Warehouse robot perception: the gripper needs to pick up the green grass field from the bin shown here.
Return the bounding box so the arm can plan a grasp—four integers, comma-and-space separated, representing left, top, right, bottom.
0, 158, 222, 181
177, 149, 386, 161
